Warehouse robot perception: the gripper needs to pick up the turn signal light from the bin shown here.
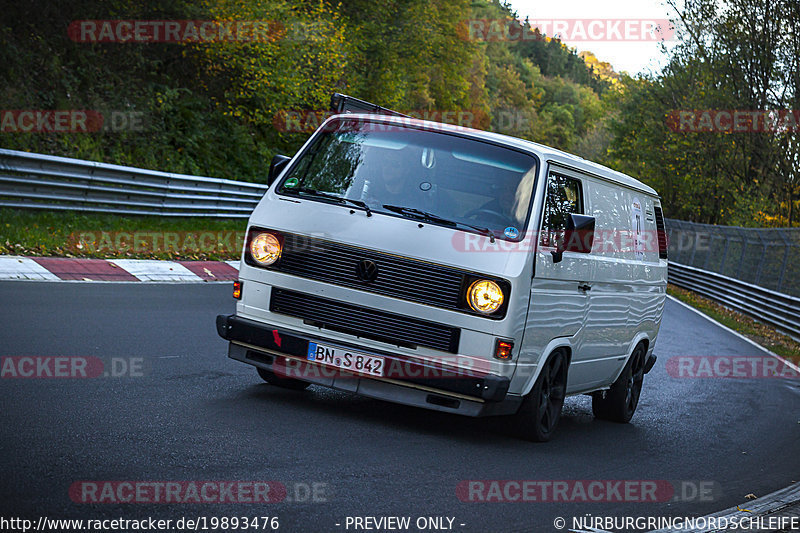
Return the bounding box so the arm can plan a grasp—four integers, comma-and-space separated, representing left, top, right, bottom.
233, 280, 242, 300
494, 339, 514, 360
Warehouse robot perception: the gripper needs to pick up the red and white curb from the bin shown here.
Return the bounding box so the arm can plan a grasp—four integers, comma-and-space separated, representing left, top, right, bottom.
0, 256, 239, 282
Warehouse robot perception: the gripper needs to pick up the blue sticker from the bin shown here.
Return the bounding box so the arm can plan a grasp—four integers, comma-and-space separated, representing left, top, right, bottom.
307, 342, 317, 360
504, 227, 520, 239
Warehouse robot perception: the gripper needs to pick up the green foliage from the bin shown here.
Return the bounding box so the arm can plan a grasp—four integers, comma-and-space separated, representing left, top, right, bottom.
341, 0, 476, 111
0, 0, 614, 186
607, 0, 800, 226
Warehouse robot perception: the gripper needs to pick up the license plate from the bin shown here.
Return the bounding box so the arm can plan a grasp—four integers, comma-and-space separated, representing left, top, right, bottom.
306, 342, 385, 377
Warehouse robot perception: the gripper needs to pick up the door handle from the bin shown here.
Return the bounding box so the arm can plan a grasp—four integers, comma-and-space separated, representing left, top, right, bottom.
578, 283, 592, 292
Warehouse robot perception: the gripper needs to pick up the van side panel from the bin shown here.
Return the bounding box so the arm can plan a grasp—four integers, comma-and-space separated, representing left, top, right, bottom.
573, 178, 665, 390
514, 162, 667, 397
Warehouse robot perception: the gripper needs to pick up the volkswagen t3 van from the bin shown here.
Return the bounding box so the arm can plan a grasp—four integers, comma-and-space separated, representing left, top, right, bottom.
216, 94, 667, 441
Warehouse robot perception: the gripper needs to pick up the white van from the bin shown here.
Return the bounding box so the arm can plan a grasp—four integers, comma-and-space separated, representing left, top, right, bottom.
216, 94, 668, 441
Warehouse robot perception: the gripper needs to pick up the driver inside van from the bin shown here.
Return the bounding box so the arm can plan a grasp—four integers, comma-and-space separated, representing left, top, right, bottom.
466, 179, 518, 226
366, 148, 413, 208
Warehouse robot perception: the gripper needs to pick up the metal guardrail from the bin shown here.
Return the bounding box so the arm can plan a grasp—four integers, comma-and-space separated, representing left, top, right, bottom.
665, 217, 800, 341
668, 262, 800, 341
666, 217, 800, 297
0, 148, 268, 217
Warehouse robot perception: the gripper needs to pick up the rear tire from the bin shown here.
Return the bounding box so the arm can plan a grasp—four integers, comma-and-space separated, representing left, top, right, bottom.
592, 342, 646, 423
257, 367, 311, 391
515, 349, 568, 442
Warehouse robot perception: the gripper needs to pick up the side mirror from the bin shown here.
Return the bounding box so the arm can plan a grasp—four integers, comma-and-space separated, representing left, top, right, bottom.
551, 214, 596, 263
267, 154, 291, 186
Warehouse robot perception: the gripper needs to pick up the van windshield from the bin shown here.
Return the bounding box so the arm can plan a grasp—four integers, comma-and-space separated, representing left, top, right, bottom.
277, 117, 538, 241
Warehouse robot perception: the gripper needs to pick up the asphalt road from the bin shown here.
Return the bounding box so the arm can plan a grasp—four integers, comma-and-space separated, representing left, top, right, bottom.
0, 281, 798, 532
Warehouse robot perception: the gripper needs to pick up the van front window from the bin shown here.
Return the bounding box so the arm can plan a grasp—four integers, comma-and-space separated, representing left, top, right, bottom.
278, 118, 539, 241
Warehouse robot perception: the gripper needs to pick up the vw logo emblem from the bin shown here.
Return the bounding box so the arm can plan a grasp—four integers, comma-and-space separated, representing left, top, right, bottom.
355, 259, 379, 283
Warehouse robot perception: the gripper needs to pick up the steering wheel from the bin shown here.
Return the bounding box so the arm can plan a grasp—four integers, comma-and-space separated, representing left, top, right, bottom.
464, 208, 509, 225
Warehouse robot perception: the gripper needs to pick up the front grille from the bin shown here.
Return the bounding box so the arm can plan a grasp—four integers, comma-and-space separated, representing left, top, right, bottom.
269, 288, 461, 353
273, 234, 466, 310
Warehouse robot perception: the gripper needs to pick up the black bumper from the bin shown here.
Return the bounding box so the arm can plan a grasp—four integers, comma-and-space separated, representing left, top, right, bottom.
216, 314, 510, 403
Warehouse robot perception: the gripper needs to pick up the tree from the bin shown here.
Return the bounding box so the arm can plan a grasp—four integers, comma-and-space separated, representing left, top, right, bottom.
608, 0, 800, 226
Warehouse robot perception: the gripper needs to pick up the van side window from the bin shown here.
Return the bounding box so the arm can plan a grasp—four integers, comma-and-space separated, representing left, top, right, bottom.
541, 174, 583, 247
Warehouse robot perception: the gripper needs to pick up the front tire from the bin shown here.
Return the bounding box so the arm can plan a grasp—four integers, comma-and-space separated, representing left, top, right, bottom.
257, 367, 311, 391
592, 342, 646, 423
515, 349, 568, 442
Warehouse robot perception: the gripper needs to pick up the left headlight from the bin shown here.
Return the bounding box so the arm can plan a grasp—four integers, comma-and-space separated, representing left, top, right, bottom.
249, 232, 282, 266
467, 279, 505, 315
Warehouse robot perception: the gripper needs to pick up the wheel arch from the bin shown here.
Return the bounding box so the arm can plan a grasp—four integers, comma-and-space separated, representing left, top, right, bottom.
519, 340, 573, 397
607, 334, 650, 385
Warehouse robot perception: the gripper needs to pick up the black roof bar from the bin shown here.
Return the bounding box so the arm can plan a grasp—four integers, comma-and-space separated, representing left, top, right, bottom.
329, 93, 409, 118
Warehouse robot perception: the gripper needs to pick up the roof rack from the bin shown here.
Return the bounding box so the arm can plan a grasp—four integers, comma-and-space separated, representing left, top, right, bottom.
329, 93, 408, 118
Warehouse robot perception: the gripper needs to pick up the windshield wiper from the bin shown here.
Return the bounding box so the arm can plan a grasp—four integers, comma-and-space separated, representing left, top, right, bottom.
382, 205, 495, 243
292, 187, 372, 217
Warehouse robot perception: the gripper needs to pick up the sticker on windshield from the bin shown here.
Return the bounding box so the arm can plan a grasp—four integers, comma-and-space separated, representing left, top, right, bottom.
284, 177, 299, 188
504, 227, 520, 239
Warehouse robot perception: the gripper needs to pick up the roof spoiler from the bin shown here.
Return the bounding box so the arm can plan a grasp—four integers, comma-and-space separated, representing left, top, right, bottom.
329, 93, 408, 118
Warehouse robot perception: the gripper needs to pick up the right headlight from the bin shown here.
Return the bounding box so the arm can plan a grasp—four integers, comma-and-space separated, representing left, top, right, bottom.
467, 279, 505, 315
249, 232, 282, 266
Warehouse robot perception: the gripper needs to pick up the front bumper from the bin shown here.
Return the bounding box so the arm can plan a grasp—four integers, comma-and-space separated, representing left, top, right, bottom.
216, 314, 520, 417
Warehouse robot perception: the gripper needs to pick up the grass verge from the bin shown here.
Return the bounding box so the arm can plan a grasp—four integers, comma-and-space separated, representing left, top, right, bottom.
668, 284, 800, 365
0, 208, 246, 261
